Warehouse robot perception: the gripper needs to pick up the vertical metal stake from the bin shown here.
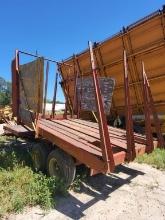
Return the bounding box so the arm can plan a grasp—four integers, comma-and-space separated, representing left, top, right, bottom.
142, 62, 154, 153
89, 41, 115, 172
43, 61, 49, 117
123, 50, 136, 161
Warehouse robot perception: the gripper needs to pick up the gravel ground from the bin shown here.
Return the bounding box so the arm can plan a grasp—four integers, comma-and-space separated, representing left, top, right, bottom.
6, 162, 165, 220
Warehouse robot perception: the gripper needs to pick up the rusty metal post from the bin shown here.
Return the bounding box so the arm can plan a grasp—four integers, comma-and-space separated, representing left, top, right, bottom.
12, 50, 20, 123
89, 41, 115, 172
43, 61, 49, 117
143, 65, 165, 148
123, 51, 136, 161
73, 55, 78, 116
75, 57, 83, 118
15, 50, 20, 123
142, 62, 154, 153
73, 55, 82, 118
52, 70, 58, 118
58, 64, 73, 115
15, 50, 36, 130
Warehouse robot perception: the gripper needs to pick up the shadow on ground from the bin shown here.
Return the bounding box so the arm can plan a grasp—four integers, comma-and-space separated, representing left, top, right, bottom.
55, 165, 144, 219
0, 136, 145, 219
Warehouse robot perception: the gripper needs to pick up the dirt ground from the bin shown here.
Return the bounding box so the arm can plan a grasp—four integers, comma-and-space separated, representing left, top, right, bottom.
5, 162, 165, 220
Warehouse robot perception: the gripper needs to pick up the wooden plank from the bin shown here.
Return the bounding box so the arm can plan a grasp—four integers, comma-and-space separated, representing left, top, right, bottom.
56, 119, 127, 141
70, 119, 127, 139
4, 124, 34, 137
72, 119, 147, 143
43, 119, 99, 144
37, 124, 106, 172
39, 120, 102, 155
52, 119, 129, 149
37, 120, 128, 170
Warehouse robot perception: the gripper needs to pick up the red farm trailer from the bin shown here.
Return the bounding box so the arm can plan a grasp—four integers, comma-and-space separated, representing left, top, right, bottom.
4, 41, 164, 186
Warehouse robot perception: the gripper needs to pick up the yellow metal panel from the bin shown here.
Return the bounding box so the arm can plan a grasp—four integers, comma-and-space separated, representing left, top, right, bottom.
60, 9, 165, 131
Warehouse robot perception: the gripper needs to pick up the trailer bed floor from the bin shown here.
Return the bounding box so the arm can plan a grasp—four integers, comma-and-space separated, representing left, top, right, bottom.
37, 118, 157, 172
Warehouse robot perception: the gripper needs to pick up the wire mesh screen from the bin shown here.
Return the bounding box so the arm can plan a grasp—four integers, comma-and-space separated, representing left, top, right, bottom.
77, 76, 115, 114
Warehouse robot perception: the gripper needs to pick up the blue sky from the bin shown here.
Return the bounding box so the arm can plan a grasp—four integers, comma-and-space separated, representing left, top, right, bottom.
0, 0, 164, 101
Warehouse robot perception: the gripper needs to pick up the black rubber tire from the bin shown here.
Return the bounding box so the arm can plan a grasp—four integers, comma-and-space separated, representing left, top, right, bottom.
31, 143, 49, 172
47, 148, 76, 187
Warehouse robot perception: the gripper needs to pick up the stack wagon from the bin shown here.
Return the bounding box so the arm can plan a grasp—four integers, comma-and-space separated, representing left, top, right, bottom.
4, 7, 165, 186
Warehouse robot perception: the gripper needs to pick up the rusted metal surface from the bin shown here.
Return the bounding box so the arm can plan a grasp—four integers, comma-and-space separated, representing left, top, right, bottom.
142, 63, 165, 148
123, 51, 136, 161
51, 71, 58, 117
142, 62, 154, 153
19, 50, 72, 66
43, 61, 49, 117
11, 57, 19, 120
36, 118, 153, 173
37, 120, 106, 172
58, 64, 73, 115
89, 41, 115, 172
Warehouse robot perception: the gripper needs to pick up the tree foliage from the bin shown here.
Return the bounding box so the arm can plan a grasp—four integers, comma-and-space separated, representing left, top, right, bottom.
0, 77, 11, 106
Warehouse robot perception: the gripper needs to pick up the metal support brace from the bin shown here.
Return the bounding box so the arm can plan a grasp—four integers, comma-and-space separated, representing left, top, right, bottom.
12, 52, 20, 122
43, 61, 49, 117
73, 55, 80, 117
142, 62, 154, 153
58, 64, 73, 115
51, 71, 58, 118
142, 63, 165, 148
89, 41, 115, 172
74, 57, 83, 118
123, 51, 136, 161
15, 50, 36, 131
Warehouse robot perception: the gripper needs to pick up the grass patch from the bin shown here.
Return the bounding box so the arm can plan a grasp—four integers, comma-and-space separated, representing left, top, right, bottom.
71, 165, 88, 192
0, 136, 66, 217
136, 148, 165, 170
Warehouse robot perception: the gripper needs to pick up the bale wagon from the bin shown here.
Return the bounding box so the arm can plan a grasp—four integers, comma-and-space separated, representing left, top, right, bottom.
4, 7, 165, 186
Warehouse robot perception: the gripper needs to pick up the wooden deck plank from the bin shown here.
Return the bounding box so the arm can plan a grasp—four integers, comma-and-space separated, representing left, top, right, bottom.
57, 119, 128, 144
68, 119, 127, 141
3, 124, 34, 137
50, 119, 129, 149
45, 119, 98, 143
71, 119, 147, 144
39, 119, 102, 155
37, 123, 106, 172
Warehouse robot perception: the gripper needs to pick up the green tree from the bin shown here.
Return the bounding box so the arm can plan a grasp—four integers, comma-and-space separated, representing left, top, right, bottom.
0, 77, 11, 106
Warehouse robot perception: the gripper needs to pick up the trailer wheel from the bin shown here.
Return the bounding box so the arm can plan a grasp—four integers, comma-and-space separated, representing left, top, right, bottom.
31, 143, 49, 172
47, 148, 76, 187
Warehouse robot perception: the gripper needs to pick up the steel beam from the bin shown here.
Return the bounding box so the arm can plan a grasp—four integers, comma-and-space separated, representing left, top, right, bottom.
43, 61, 49, 117
11, 55, 19, 121
142, 62, 154, 153
123, 50, 136, 161
142, 65, 165, 148
88, 41, 115, 172
52, 71, 58, 118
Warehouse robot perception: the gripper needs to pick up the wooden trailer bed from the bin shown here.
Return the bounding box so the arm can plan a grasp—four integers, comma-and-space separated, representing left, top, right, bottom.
36, 118, 157, 174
